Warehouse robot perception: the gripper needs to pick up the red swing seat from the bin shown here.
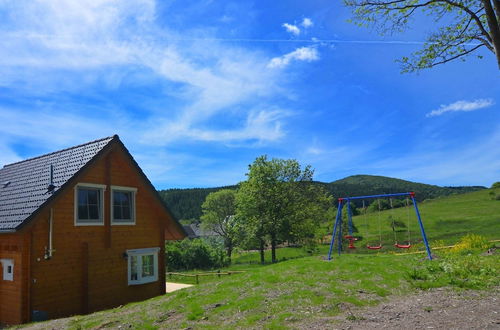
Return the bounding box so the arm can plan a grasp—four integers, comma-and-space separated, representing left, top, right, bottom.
394, 243, 411, 249
366, 244, 382, 250
344, 235, 358, 249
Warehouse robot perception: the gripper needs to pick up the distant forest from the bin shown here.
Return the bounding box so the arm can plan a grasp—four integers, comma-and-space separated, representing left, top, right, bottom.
158, 175, 485, 221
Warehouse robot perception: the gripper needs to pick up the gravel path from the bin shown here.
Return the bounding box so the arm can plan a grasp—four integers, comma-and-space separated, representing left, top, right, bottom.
328, 286, 500, 329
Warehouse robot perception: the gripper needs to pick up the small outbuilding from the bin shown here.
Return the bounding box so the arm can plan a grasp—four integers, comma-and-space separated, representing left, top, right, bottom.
0, 135, 185, 325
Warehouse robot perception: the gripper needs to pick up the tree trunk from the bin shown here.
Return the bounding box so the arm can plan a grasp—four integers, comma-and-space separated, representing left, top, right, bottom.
226, 240, 232, 264
483, 0, 500, 69
271, 234, 277, 263
259, 238, 265, 264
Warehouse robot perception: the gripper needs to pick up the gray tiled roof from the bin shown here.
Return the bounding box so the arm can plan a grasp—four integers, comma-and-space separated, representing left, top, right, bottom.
0, 136, 115, 232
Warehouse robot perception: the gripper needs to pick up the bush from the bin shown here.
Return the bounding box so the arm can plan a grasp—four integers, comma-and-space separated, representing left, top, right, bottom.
449, 234, 491, 254
165, 238, 229, 271
406, 254, 500, 289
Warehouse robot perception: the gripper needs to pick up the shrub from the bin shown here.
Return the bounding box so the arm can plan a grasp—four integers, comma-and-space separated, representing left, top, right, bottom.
406, 254, 500, 289
165, 238, 229, 271
449, 234, 491, 254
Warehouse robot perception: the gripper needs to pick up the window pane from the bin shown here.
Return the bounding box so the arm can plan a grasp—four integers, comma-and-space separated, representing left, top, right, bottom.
130, 256, 138, 281
77, 188, 101, 222
122, 206, 131, 220
87, 190, 98, 204
142, 255, 154, 277
88, 204, 99, 219
121, 192, 130, 204
78, 205, 89, 219
113, 205, 122, 219
113, 191, 132, 221
78, 190, 88, 205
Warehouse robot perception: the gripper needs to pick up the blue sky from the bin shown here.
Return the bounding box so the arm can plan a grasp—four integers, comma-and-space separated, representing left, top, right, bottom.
0, 0, 498, 189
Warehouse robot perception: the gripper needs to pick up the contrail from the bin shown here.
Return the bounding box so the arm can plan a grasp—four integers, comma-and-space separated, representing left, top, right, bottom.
7, 33, 481, 46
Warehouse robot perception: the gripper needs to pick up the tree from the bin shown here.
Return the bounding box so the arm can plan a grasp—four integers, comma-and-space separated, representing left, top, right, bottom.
344, 0, 500, 71
236, 155, 332, 263
200, 189, 240, 263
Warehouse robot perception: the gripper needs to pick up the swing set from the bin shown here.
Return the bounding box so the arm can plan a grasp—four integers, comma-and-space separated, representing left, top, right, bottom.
327, 192, 432, 260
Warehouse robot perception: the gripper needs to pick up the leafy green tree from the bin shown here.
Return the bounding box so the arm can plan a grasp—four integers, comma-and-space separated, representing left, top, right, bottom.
236, 156, 332, 263
491, 181, 500, 189
388, 215, 407, 232
200, 189, 239, 263
165, 238, 229, 271
344, 0, 500, 71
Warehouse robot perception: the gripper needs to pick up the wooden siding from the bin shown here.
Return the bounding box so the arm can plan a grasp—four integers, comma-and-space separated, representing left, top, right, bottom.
0, 233, 29, 325
23, 145, 175, 321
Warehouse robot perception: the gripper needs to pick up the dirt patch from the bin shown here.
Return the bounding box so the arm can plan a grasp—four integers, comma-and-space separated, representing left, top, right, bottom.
299, 286, 500, 329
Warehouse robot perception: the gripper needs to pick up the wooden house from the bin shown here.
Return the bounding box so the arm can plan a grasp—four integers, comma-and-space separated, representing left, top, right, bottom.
0, 135, 185, 325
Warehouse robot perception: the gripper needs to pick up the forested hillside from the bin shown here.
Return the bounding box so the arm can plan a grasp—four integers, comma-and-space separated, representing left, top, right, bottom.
158, 175, 485, 221
322, 175, 484, 201
158, 186, 237, 221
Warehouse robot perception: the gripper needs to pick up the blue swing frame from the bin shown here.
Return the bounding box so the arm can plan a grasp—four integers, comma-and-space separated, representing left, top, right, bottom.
327, 192, 433, 260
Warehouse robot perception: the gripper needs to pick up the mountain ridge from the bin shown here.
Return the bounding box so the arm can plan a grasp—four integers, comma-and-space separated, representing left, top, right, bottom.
158, 174, 486, 221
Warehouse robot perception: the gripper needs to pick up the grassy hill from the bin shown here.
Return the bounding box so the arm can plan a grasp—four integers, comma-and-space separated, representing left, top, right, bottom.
17, 189, 500, 329
350, 188, 500, 248
324, 175, 484, 201
158, 175, 485, 221
20, 253, 499, 329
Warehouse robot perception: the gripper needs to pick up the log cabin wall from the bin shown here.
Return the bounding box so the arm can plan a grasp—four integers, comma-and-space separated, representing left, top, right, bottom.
0, 233, 29, 325
29, 145, 168, 320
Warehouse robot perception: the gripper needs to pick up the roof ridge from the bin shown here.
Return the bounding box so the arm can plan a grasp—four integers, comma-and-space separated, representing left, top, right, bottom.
2, 135, 118, 168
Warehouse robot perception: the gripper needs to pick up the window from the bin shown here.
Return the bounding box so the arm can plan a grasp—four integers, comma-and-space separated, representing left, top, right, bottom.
0, 259, 14, 281
127, 248, 159, 285
74, 183, 106, 225
111, 186, 137, 225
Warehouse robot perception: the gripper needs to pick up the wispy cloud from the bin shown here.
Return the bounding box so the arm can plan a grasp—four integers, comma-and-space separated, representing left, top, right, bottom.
282, 18, 313, 36
426, 98, 494, 117
0, 0, 291, 146
267, 46, 319, 69
301, 18, 313, 28
282, 23, 300, 36
0, 0, 304, 187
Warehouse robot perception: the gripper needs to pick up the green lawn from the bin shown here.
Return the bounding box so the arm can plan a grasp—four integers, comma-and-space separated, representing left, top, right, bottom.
21, 251, 499, 329
16, 189, 500, 329
346, 189, 500, 250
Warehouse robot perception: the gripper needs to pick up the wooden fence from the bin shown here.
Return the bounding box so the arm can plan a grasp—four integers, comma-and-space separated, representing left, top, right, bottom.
166, 270, 246, 284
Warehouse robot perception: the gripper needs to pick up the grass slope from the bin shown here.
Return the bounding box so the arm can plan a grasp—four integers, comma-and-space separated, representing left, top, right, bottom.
352, 189, 500, 249
21, 253, 499, 330
17, 188, 500, 329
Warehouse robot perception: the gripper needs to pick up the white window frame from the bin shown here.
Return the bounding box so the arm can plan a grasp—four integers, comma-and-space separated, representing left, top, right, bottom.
111, 185, 137, 225
127, 247, 159, 285
0, 259, 14, 281
74, 183, 106, 226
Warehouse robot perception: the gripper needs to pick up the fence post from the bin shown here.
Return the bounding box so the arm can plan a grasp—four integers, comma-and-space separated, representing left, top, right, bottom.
196, 274, 199, 284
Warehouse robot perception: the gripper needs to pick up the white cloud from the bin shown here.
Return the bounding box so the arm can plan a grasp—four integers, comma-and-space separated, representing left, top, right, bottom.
0, 0, 290, 146
426, 98, 494, 117
301, 18, 313, 28
268, 46, 319, 69
0, 1, 319, 187
282, 23, 300, 36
